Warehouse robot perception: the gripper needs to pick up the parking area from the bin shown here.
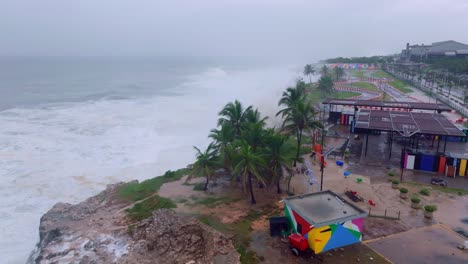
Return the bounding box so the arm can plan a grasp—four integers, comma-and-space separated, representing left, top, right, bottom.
366, 224, 468, 264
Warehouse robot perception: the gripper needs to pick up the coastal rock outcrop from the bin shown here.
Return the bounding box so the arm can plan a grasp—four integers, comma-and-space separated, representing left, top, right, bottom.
28, 183, 240, 264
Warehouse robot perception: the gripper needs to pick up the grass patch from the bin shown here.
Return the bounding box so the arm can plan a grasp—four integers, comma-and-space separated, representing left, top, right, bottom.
351, 82, 380, 92
126, 195, 176, 221
118, 168, 190, 202
390, 80, 413, 93
372, 70, 393, 79
353, 70, 365, 79
335, 91, 361, 99
196, 208, 275, 264
192, 196, 241, 208
403, 181, 468, 196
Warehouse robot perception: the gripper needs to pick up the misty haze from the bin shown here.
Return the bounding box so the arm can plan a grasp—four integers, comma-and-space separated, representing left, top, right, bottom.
0, 1, 468, 264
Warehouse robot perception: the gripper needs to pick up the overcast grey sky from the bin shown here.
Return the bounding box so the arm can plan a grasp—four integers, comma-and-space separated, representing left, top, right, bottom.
1, 0, 467, 61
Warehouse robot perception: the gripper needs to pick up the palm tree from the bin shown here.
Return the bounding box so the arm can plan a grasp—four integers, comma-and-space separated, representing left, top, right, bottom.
244, 108, 268, 127
318, 76, 334, 94
281, 100, 321, 166
264, 133, 296, 193
189, 143, 219, 191
241, 122, 267, 151
303, 64, 315, 84
276, 81, 307, 119
232, 141, 266, 204
333, 67, 345, 81
320, 65, 330, 77
209, 124, 235, 170
218, 100, 252, 137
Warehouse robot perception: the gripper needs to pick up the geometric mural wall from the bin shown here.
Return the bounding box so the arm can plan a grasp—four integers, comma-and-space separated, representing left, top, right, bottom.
285, 206, 364, 254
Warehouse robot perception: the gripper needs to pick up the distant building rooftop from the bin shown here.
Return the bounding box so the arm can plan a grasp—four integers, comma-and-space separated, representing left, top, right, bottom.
283, 190, 367, 228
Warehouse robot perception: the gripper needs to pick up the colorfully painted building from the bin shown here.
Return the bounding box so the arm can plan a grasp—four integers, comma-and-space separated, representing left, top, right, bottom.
283, 190, 367, 254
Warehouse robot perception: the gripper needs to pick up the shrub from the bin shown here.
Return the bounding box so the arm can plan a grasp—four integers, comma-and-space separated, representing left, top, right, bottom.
388, 171, 396, 177
399, 187, 408, 194
392, 180, 400, 185
420, 188, 430, 196
193, 182, 206, 191
411, 197, 420, 204
424, 205, 437, 212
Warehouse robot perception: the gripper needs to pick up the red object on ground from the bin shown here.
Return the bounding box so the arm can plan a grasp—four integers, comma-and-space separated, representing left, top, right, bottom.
368, 200, 376, 207
288, 233, 309, 251
438, 156, 446, 174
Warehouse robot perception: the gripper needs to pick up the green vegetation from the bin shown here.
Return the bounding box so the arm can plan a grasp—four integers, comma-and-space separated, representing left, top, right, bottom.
399, 187, 408, 194
326, 56, 389, 64
303, 64, 315, 84
196, 208, 277, 264
410, 196, 420, 204
351, 81, 380, 92
428, 57, 468, 74
191, 196, 241, 208
126, 195, 176, 221
389, 80, 413, 93
353, 70, 365, 79
419, 188, 430, 196
118, 168, 190, 202
335, 91, 360, 99
388, 171, 396, 177
188, 143, 220, 191
192, 182, 206, 191
372, 70, 393, 79
423, 205, 437, 213
392, 179, 400, 185
402, 181, 468, 196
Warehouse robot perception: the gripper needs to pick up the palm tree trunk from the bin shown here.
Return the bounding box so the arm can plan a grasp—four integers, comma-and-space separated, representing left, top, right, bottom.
309, 75, 312, 84
296, 128, 303, 162
248, 172, 256, 204
204, 175, 209, 191
294, 128, 300, 167
276, 167, 283, 194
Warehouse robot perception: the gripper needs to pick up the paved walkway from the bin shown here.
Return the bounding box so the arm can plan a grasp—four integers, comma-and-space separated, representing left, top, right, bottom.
367, 224, 468, 264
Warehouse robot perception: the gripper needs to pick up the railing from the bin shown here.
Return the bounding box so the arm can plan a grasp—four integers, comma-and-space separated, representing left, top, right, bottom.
368, 207, 401, 220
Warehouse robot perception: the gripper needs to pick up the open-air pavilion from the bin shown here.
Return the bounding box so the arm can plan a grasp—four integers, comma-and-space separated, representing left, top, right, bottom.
322, 98, 452, 112
354, 110, 466, 159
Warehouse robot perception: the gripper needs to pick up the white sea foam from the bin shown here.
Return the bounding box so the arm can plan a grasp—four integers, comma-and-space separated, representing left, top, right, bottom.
0, 64, 302, 263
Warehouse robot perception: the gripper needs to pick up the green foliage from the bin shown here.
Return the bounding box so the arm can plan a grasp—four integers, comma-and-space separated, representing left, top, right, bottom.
126, 195, 176, 221
392, 179, 400, 185
303, 64, 315, 83
399, 187, 408, 194
317, 76, 334, 94
420, 188, 430, 196
372, 70, 393, 79
333, 67, 345, 81
326, 56, 388, 64
404, 181, 468, 196
424, 205, 437, 213
335, 91, 361, 99
351, 82, 380, 92
411, 196, 420, 204
389, 80, 413, 93
193, 182, 206, 191
188, 143, 220, 190
428, 57, 468, 74
353, 70, 365, 79
192, 196, 241, 208
388, 171, 396, 177
195, 210, 264, 264
118, 168, 190, 202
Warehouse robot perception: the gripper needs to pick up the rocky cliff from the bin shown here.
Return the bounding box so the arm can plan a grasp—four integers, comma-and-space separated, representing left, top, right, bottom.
28, 183, 240, 264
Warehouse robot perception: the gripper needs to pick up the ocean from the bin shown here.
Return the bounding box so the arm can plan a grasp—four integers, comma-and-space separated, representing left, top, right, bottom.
0, 56, 302, 263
